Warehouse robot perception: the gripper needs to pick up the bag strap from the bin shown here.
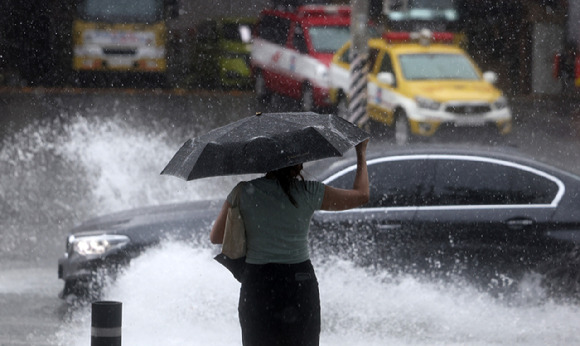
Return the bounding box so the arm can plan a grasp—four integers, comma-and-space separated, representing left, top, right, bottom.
231, 183, 243, 208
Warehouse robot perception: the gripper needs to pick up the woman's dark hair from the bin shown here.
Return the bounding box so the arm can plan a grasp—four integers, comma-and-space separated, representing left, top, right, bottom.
267, 164, 304, 207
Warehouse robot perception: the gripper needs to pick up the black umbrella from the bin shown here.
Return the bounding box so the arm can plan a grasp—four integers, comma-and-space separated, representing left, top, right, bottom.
161, 112, 369, 181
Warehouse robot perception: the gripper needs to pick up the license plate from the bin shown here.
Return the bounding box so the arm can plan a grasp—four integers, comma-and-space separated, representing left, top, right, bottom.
107, 57, 134, 67
454, 116, 486, 127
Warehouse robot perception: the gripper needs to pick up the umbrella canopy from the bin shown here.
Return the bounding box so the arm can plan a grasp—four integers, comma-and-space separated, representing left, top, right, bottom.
161, 112, 369, 181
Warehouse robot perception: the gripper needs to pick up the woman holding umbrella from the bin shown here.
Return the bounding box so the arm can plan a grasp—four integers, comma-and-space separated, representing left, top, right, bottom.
210, 139, 369, 346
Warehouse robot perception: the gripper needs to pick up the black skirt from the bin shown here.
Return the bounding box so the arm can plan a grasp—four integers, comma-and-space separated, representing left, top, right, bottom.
238, 260, 320, 346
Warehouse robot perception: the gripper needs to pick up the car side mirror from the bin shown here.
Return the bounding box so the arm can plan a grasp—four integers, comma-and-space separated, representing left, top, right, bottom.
377, 72, 395, 86
483, 71, 498, 84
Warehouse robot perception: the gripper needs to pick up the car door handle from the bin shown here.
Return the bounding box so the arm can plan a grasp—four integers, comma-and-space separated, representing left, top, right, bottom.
506, 218, 534, 230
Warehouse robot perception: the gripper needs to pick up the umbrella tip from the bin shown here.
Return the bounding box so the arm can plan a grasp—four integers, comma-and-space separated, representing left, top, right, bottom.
256, 112, 262, 116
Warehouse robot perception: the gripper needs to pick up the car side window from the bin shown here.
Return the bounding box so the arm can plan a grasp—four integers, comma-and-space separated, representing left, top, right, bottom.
257, 15, 290, 46
379, 52, 394, 74
338, 46, 351, 64
325, 159, 431, 207
378, 52, 396, 86
367, 48, 380, 73
510, 168, 559, 203
431, 159, 559, 205
293, 24, 308, 53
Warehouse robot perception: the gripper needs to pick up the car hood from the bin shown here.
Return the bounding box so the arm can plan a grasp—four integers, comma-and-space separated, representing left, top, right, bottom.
406, 80, 503, 102
70, 199, 223, 246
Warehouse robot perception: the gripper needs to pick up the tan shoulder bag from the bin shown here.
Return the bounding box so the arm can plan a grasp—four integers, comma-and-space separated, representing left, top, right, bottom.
221, 183, 246, 259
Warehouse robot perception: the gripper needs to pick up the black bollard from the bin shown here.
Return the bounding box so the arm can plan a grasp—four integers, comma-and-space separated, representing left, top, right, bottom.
91, 301, 122, 346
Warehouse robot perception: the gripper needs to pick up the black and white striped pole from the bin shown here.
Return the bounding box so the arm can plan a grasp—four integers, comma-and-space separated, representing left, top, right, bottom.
91, 301, 122, 346
348, 0, 369, 127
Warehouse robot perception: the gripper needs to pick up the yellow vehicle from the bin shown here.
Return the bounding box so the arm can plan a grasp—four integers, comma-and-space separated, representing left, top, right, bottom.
191, 17, 255, 89
329, 30, 512, 144
72, 0, 178, 86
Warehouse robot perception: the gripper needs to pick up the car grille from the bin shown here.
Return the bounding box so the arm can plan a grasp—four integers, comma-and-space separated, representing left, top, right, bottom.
103, 48, 137, 56
445, 104, 491, 115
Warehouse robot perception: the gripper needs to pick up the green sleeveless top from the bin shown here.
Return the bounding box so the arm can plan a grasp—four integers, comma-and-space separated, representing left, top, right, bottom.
227, 177, 325, 264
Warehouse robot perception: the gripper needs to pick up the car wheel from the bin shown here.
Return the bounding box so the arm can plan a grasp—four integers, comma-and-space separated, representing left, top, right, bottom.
60, 279, 104, 303
255, 70, 271, 104
394, 110, 411, 145
540, 246, 580, 300
301, 83, 315, 112
336, 94, 349, 119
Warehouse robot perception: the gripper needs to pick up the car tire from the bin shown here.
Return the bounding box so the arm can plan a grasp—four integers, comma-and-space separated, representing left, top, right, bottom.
255, 70, 271, 104
60, 279, 103, 303
539, 246, 580, 300
301, 83, 315, 112
394, 110, 411, 145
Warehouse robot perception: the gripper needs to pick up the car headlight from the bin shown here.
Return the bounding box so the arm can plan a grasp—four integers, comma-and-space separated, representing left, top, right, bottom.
415, 96, 441, 110
493, 96, 508, 110
69, 234, 130, 256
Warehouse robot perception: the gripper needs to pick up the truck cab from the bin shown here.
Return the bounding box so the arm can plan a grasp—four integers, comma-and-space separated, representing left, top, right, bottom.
191, 17, 255, 89
251, 4, 352, 111
71, 0, 179, 86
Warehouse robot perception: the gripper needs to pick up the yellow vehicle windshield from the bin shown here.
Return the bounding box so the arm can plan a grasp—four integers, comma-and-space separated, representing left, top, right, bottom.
79, 0, 163, 23
397, 53, 479, 80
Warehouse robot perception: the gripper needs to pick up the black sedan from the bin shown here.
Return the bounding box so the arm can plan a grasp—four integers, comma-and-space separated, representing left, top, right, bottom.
58, 145, 580, 300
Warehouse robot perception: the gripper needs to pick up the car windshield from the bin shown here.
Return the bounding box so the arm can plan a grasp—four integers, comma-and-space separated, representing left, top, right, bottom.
398, 53, 480, 80
308, 26, 351, 53
79, 0, 163, 23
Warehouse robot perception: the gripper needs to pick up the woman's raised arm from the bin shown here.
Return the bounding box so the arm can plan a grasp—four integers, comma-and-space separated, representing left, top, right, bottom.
320, 139, 369, 211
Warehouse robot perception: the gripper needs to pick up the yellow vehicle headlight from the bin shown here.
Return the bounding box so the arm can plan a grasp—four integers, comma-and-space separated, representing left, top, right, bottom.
415, 96, 441, 111
493, 96, 508, 110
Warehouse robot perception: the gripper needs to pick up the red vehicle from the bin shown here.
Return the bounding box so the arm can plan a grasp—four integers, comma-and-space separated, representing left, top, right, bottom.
251, 5, 352, 111
553, 42, 580, 91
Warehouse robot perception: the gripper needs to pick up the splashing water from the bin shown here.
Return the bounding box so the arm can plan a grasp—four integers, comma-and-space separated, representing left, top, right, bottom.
55, 115, 228, 211
54, 241, 580, 346
0, 113, 238, 262
2, 104, 580, 345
